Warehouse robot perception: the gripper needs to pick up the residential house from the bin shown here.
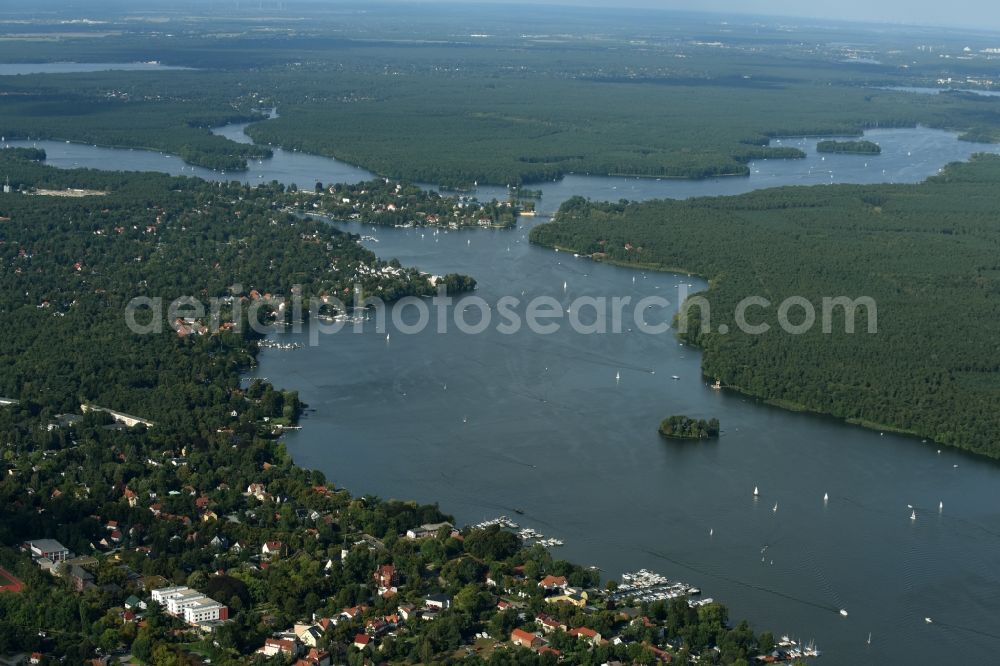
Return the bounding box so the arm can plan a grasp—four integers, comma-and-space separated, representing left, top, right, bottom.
537, 575, 567, 591
365, 618, 390, 637
643, 642, 673, 663
545, 587, 588, 608
339, 605, 366, 622
405, 521, 453, 539
297, 624, 324, 647
124, 595, 147, 610
262, 541, 284, 559
535, 614, 565, 633
424, 593, 452, 610
260, 637, 302, 658
511, 628, 544, 649
67, 564, 95, 592
374, 564, 398, 589
295, 648, 331, 666
569, 626, 603, 646
353, 634, 370, 650
246, 483, 269, 501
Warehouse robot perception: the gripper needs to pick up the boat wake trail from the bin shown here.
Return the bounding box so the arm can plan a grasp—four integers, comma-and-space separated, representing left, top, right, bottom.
640, 547, 842, 615
931, 618, 1000, 642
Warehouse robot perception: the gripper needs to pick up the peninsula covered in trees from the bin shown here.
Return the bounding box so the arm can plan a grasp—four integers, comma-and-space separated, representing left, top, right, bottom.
659, 416, 721, 440
816, 140, 882, 154
531, 154, 1000, 459
285, 179, 524, 229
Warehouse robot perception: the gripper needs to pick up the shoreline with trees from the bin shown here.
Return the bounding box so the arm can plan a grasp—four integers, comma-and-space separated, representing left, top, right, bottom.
530, 154, 1000, 459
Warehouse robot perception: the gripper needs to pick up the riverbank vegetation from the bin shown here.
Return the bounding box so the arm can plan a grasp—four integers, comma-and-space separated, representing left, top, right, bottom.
531, 154, 1000, 458
817, 140, 882, 154
659, 416, 721, 440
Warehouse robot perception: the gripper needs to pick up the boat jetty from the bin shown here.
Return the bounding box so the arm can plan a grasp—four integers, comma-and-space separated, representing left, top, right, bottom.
471, 516, 564, 548
517, 526, 564, 547
774, 635, 821, 660
315, 311, 366, 325
608, 568, 702, 605
258, 340, 302, 350
473, 515, 519, 530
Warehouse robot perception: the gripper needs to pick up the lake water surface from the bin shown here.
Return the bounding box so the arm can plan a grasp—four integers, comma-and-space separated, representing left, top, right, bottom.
7, 120, 1000, 663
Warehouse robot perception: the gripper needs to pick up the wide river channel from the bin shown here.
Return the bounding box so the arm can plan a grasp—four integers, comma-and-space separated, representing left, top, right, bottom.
7, 118, 1000, 663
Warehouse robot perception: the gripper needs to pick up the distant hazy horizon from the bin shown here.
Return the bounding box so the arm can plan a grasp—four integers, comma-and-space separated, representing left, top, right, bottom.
392, 0, 1000, 33
12, 1, 1000, 34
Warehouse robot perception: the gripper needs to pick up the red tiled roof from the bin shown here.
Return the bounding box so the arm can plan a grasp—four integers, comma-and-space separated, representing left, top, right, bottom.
538, 575, 567, 588
264, 638, 298, 653
511, 628, 539, 644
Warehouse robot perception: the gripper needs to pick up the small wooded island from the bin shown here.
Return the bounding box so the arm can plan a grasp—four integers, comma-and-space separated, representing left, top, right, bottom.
659, 415, 721, 440
816, 139, 882, 154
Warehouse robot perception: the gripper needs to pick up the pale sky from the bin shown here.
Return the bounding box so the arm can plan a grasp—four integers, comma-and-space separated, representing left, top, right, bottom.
450, 0, 1000, 32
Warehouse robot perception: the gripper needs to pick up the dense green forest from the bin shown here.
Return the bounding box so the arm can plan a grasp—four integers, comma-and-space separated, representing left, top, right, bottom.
0, 71, 272, 171
1, 10, 1000, 186
241, 74, 1000, 187
816, 140, 882, 154
531, 154, 1000, 458
658, 416, 721, 440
